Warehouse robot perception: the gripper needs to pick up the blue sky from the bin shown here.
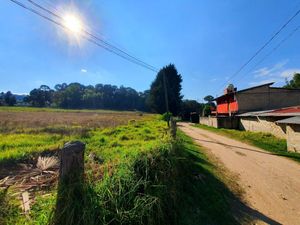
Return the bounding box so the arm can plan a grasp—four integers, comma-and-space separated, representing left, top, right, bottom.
1, 0, 300, 101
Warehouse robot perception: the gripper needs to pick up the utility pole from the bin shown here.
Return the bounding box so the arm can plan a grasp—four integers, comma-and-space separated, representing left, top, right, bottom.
162, 71, 169, 113
162, 70, 170, 127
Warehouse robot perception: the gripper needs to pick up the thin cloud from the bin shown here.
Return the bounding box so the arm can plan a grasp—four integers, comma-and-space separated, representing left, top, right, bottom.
280, 68, 300, 79
253, 60, 288, 78
250, 60, 299, 86
81, 69, 87, 73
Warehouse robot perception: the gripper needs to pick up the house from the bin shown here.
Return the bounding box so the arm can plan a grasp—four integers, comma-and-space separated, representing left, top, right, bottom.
199, 83, 300, 152
214, 82, 300, 116
238, 106, 300, 139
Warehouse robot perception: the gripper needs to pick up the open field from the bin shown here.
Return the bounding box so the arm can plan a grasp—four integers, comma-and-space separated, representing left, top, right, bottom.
0, 106, 139, 113
0, 107, 150, 165
193, 124, 300, 163
0, 107, 249, 225
0, 108, 173, 224
0, 107, 147, 132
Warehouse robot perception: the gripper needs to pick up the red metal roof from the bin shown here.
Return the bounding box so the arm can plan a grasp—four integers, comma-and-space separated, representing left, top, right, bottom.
237, 106, 300, 117
271, 106, 300, 114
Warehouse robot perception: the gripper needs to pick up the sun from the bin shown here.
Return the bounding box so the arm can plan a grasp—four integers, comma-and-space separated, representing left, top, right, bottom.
63, 14, 83, 34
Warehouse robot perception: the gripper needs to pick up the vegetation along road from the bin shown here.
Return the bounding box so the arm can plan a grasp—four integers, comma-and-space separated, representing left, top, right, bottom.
179, 122, 300, 225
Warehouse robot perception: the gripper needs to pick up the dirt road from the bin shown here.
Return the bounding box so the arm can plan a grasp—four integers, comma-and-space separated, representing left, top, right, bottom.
179, 123, 300, 225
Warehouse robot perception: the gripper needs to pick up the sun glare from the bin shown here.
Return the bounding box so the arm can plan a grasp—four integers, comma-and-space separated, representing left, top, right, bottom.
63, 14, 83, 35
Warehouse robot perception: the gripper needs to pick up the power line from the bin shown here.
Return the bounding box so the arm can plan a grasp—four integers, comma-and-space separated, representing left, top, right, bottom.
246, 24, 300, 75
9, 0, 159, 73
217, 8, 300, 93
229, 24, 300, 87
27, 0, 158, 71
28, 0, 159, 72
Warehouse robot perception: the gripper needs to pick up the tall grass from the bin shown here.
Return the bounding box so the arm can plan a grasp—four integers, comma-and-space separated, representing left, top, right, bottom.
1, 119, 178, 225
1, 116, 245, 224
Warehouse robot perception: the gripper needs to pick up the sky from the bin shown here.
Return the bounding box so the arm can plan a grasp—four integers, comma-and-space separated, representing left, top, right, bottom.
1, 0, 300, 101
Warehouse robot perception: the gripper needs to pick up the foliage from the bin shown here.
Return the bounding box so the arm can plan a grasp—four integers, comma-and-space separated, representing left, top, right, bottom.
284, 73, 300, 88
203, 95, 214, 103
161, 112, 172, 122
25, 85, 53, 107
148, 64, 183, 115
180, 99, 203, 121
203, 94, 215, 107
194, 124, 300, 163
0, 93, 3, 106
0, 189, 21, 225
203, 105, 212, 116
0, 91, 16, 106
22, 83, 150, 111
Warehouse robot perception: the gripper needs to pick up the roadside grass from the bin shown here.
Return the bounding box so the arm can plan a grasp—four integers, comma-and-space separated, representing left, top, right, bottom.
193, 124, 300, 163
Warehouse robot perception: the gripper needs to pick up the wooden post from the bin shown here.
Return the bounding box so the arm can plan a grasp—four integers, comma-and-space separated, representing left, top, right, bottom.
170, 118, 177, 139
52, 141, 85, 225
59, 141, 85, 182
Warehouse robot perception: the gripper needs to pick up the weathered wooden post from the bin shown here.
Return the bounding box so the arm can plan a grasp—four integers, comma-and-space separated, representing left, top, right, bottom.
59, 141, 85, 182
170, 117, 177, 139
52, 141, 85, 225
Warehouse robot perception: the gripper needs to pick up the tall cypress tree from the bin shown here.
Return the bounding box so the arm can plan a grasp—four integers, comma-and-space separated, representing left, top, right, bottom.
148, 64, 183, 115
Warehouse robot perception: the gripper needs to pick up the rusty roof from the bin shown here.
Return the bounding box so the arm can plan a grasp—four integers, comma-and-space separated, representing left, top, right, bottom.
237, 106, 300, 117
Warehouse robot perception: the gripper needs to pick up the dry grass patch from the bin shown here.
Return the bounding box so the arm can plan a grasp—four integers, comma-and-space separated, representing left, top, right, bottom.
0, 110, 149, 133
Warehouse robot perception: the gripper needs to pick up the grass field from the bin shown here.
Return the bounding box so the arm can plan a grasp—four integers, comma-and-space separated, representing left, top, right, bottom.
0, 107, 149, 166
0, 107, 248, 224
193, 124, 300, 163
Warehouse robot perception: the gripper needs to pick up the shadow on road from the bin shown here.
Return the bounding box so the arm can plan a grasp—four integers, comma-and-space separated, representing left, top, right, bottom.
177, 134, 281, 225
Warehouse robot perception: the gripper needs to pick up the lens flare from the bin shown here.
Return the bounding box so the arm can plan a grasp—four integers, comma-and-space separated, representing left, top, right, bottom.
63, 14, 83, 34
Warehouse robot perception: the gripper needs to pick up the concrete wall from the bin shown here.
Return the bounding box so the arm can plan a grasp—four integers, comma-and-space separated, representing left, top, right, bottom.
236, 86, 300, 113
199, 116, 218, 128
269, 88, 300, 109
236, 86, 269, 113
286, 124, 300, 153
200, 116, 239, 129
239, 117, 287, 139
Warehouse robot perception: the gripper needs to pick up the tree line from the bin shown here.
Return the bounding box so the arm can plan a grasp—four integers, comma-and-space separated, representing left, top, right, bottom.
0, 64, 203, 118
7, 65, 300, 118
0, 91, 16, 106
23, 83, 150, 111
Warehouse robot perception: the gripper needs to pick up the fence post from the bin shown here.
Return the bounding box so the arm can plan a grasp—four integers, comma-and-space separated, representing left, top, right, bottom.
170, 117, 177, 139
59, 141, 85, 182
52, 141, 85, 225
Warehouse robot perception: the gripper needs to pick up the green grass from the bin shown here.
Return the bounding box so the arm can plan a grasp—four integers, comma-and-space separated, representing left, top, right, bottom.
1, 118, 175, 225
0, 133, 70, 165
0, 117, 249, 225
194, 124, 300, 163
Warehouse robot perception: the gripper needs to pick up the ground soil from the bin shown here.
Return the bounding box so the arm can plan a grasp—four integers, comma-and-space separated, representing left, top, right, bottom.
179, 122, 300, 225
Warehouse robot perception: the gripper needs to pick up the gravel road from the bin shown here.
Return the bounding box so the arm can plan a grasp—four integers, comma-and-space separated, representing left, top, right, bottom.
179, 122, 300, 225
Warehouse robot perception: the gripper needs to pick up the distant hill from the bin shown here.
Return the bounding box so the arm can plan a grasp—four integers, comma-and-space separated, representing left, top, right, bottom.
14, 94, 28, 102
